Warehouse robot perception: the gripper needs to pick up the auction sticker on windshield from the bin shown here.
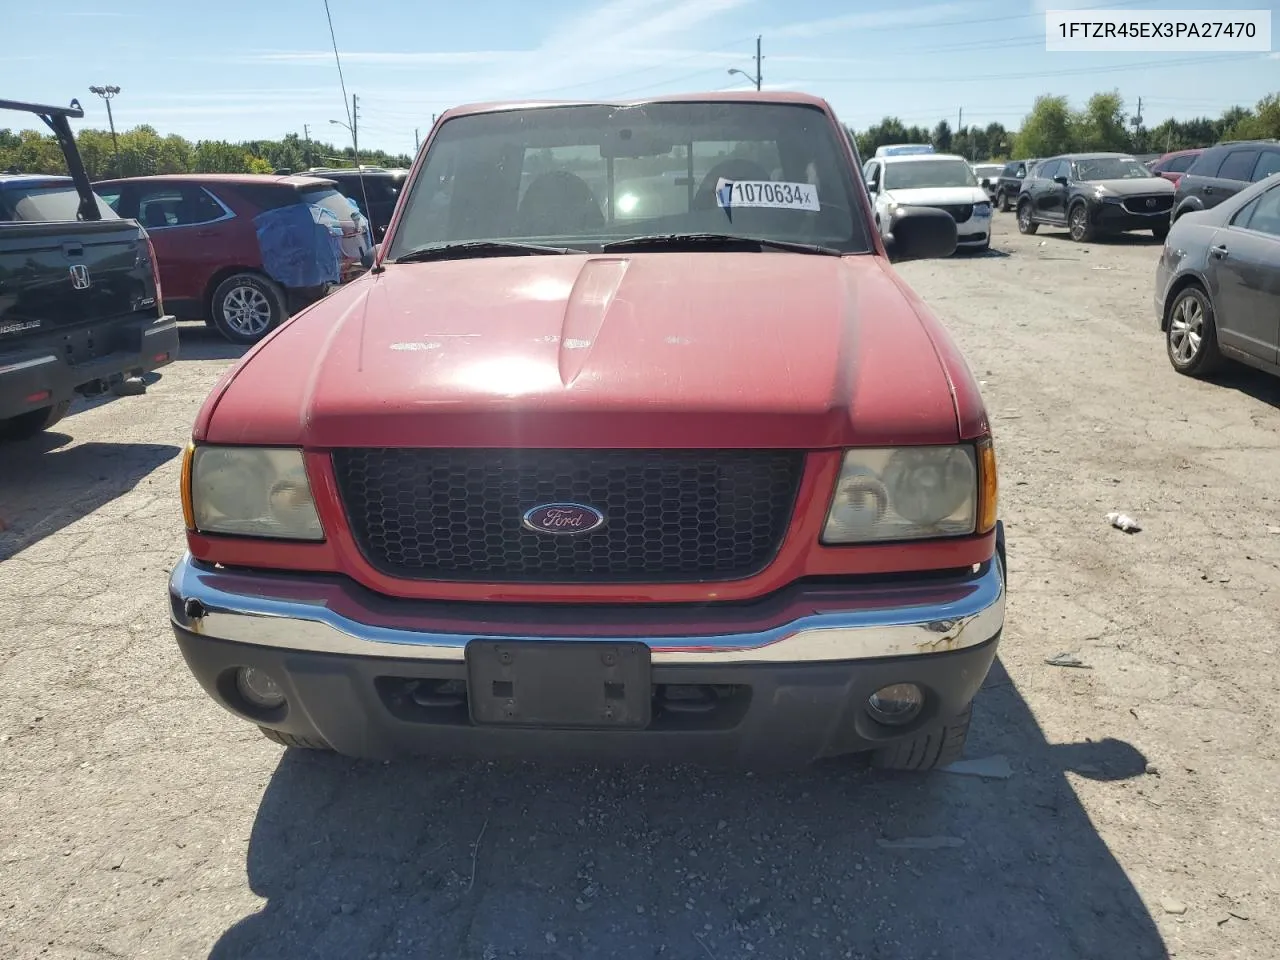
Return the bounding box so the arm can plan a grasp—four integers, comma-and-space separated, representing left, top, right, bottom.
716, 179, 820, 211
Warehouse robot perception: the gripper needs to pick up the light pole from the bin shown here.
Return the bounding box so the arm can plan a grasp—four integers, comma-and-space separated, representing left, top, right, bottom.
329, 118, 356, 167
727, 36, 762, 90
88, 84, 121, 175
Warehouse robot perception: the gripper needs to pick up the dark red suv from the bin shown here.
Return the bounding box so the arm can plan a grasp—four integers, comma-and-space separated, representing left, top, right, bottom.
1148, 149, 1203, 187
94, 174, 370, 343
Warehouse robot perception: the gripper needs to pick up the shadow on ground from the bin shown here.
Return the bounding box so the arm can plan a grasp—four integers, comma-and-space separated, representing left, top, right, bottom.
210, 659, 1167, 960
0, 439, 180, 560
1210, 365, 1280, 410
174, 323, 251, 363
1031, 228, 1164, 246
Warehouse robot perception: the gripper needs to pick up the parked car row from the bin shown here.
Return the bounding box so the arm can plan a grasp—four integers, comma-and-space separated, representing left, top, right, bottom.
864, 152, 994, 252
1156, 169, 1280, 382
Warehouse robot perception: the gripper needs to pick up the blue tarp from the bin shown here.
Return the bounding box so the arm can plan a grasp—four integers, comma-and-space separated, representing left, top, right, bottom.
253, 202, 343, 289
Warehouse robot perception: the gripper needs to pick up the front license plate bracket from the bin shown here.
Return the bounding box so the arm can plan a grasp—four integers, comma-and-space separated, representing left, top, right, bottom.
466, 641, 651, 729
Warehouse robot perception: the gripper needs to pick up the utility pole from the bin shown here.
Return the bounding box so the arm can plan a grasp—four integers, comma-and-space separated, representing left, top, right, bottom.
88, 85, 121, 176
1131, 96, 1144, 150
303, 123, 312, 168
351, 93, 360, 165
957, 107, 962, 132
754, 35, 762, 90
414, 128, 419, 152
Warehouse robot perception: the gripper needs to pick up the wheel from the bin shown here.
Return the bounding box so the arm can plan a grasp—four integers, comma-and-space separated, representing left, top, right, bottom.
1165, 285, 1223, 377
1152, 223, 1170, 242
210, 272, 288, 345
1068, 203, 1094, 242
998, 190, 1012, 213
1016, 201, 1038, 234
870, 704, 972, 771
0, 400, 71, 443
258, 726, 332, 750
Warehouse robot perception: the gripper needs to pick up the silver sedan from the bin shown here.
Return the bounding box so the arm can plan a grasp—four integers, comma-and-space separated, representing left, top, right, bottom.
1154, 172, 1280, 378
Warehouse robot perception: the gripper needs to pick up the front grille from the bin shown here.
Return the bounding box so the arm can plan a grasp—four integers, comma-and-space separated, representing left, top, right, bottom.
1121, 195, 1173, 215
332, 449, 805, 583
933, 204, 974, 223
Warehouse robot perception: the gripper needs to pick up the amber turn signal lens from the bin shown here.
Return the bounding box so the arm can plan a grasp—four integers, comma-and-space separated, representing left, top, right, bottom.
180, 441, 196, 530
976, 438, 998, 534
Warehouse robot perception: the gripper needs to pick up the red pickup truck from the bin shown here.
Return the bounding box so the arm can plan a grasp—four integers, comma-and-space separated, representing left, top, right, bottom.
169, 92, 1006, 771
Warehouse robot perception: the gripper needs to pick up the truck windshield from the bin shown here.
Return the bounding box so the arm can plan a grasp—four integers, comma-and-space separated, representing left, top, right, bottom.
388, 101, 868, 257
1075, 158, 1153, 181
883, 159, 978, 191
1, 184, 118, 222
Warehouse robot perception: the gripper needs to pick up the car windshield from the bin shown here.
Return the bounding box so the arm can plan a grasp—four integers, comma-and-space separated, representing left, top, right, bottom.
882, 159, 978, 190
387, 101, 869, 257
1075, 158, 1153, 181
1, 184, 117, 222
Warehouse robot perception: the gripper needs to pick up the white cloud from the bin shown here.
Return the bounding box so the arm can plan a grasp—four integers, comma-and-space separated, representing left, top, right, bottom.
773, 3, 977, 39
242, 50, 515, 66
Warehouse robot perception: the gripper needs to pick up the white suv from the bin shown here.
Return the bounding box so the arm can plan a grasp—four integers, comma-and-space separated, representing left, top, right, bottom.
863, 153, 992, 253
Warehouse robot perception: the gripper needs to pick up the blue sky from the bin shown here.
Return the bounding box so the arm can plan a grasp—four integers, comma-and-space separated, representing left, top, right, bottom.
3, 0, 1276, 156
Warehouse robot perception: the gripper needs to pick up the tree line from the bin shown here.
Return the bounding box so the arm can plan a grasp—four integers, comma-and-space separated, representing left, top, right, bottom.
3, 90, 1277, 179
850, 91, 1279, 162
0, 125, 413, 180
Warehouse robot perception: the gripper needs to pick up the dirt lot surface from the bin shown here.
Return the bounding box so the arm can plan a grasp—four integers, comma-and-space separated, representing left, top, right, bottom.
2, 215, 1277, 960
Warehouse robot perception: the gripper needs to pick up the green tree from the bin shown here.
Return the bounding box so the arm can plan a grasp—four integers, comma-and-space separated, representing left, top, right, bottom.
1075, 91, 1131, 151
1014, 95, 1075, 157
1223, 94, 1279, 141
931, 119, 952, 152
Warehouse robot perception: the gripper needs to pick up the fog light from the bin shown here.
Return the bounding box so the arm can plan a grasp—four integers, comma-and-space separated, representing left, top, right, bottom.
867, 683, 924, 725
236, 667, 285, 709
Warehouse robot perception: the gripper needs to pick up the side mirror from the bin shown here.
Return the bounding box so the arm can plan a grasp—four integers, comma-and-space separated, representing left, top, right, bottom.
1053, 175, 1069, 186
889, 206, 958, 260
866, 178, 879, 194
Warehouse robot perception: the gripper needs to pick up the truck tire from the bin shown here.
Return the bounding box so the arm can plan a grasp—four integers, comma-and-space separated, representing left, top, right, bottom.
258, 726, 332, 750
870, 704, 972, 771
210, 272, 288, 345
998, 189, 1012, 213
0, 400, 71, 443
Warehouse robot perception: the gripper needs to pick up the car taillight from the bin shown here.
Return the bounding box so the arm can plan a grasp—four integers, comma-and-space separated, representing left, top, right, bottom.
145, 237, 163, 311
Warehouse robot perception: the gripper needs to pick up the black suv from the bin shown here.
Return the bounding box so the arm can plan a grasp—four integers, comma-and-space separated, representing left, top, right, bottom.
1015, 153, 1175, 242
1172, 140, 1280, 223
306, 166, 408, 240
993, 159, 1039, 212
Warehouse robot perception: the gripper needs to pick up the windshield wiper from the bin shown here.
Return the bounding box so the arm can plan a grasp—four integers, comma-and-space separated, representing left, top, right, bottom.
394, 240, 582, 263
600, 233, 842, 256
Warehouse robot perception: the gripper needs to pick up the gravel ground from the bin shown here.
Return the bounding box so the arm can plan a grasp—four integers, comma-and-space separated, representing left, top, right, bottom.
1, 215, 1277, 960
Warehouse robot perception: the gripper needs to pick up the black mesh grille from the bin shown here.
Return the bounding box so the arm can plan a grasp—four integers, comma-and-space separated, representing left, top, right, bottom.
332, 449, 805, 583
934, 204, 974, 222
1121, 195, 1174, 214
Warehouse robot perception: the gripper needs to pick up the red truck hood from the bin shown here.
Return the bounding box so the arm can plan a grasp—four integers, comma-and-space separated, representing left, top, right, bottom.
203, 252, 964, 449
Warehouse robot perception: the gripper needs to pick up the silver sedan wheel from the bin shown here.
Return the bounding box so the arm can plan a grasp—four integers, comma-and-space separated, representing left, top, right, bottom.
221, 284, 273, 337
1168, 294, 1203, 364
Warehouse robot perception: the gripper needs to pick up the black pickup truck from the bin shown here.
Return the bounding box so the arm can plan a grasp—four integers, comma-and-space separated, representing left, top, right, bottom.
0, 97, 178, 442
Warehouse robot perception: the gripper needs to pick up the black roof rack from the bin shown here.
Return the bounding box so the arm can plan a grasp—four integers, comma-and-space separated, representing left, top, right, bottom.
0, 97, 98, 220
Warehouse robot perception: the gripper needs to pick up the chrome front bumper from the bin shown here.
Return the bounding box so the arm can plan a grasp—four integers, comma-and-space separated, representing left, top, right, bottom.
168, 550, 1005, 666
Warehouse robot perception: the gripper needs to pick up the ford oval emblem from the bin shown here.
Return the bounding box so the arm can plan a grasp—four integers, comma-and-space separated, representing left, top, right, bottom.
522, 502, 606, 536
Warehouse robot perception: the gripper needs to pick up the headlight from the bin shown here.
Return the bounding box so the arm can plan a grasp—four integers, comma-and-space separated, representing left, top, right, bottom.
973, 202, 992, 217
822, 445, 993, 544
1091, 185, 1111, 199
186, 445, 324, 540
